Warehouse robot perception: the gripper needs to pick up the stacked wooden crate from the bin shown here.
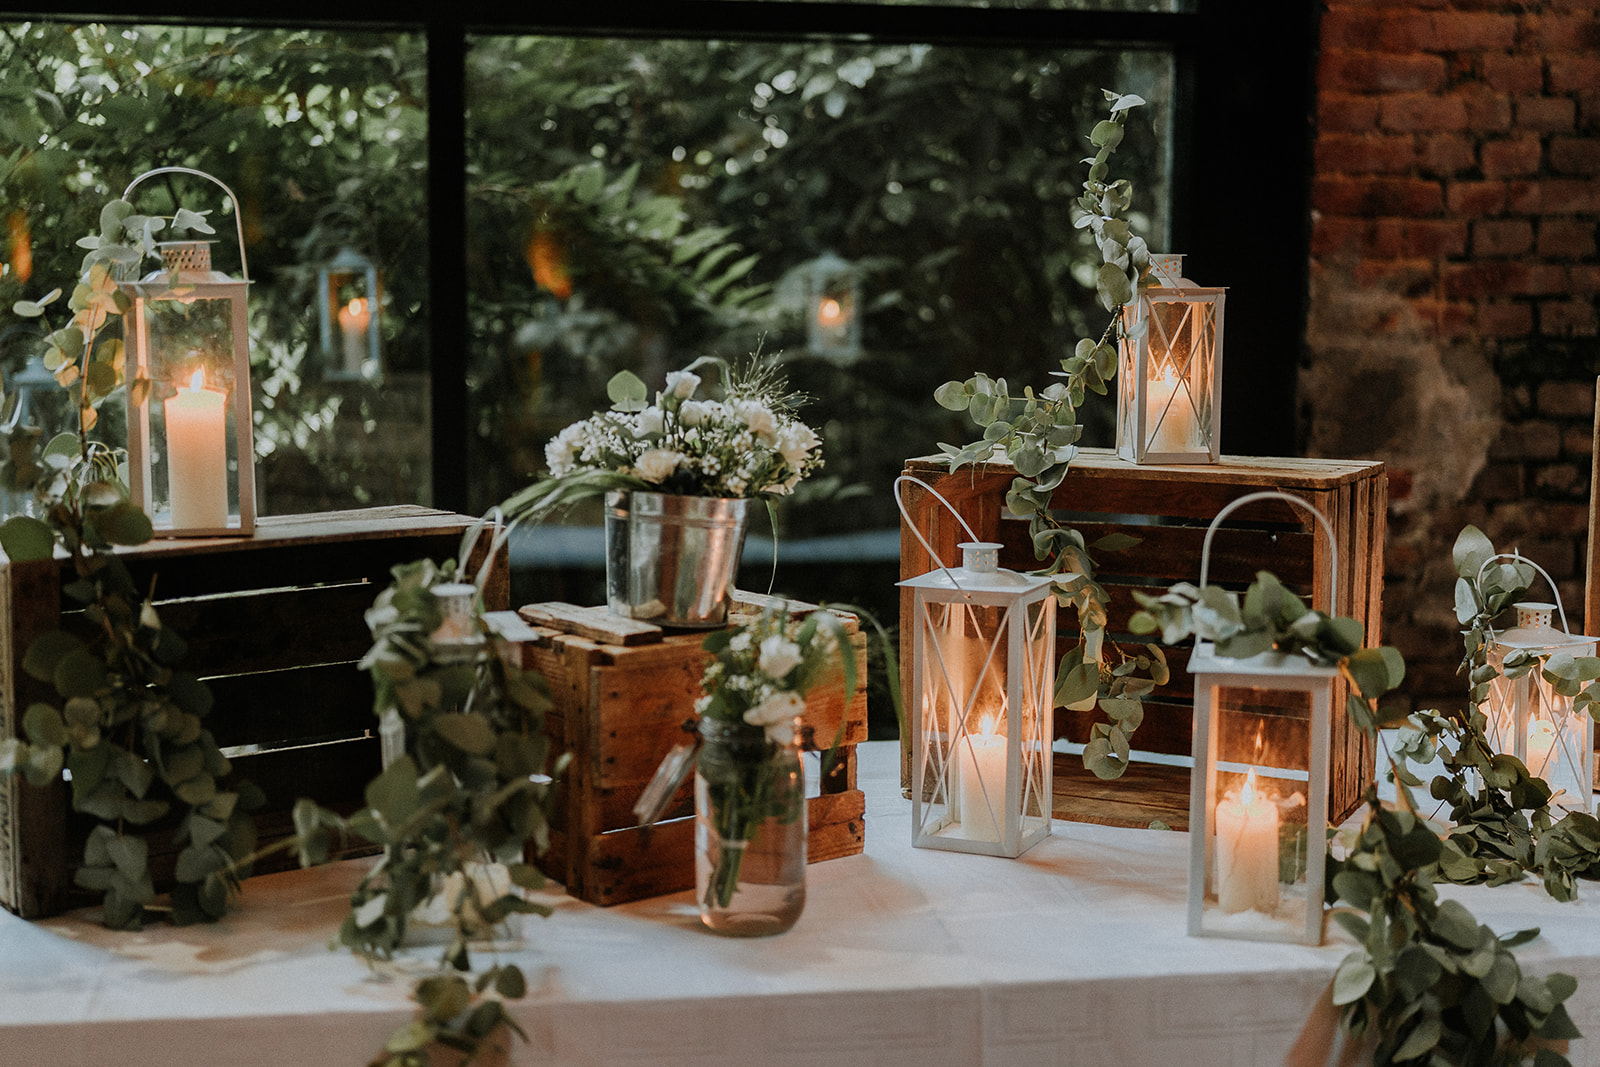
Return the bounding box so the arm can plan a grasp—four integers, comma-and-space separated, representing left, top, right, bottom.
0, 506, 505, 918
499, 593, 869, 906
899, 448, 1386, 828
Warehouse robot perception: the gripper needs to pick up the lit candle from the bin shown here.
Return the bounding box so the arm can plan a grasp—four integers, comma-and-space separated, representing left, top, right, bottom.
1527, 718, 1558, 778
338, 297, 370, 374
1214, 769, 1280, 914
956, 714, 1006, 843
164, 369, 228, 529
1144, 364, 1193, 454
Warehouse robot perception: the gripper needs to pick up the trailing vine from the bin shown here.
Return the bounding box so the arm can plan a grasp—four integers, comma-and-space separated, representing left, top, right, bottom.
933, 88, 1166, 780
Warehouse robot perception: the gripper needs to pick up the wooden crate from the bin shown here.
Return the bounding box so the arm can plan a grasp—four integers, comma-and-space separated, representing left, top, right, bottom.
900, 449, 1387, 827
499, 594, 869, 907
0, 505, 507, 919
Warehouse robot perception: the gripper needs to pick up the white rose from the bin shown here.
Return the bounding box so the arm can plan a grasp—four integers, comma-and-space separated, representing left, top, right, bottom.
635, 406, 665, 437
679, 399, 709, 427
544, 422, 586, 477
665, 370, 701, 399
734, 399, 778, 443
744, 689, 805, 728
758, 635, 804, 679
632, 448, 683, 482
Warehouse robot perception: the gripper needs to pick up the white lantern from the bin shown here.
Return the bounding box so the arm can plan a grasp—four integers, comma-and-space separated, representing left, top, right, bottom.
317, 245, 382, 380
801, 250, 861, 362
119, 168, 255, 537
900, 540, 1057, 858
1116, 253, 1225, 464
1188, 492, 1338, 945
1484, 590, 1596, 813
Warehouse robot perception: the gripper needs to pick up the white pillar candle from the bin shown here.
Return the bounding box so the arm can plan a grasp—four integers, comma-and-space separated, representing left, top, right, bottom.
956, 715, 1005, 843
1144, 364, 1192, 454
1527, 718, 1558, 778
1215, 770, 1280, 914
164, 370, 229, 530
339, 297, 370, 374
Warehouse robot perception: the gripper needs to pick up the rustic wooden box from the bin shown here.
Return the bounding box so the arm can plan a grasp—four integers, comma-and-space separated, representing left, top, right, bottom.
498, 594, 869, 907
900, 449, 1386, 828
1, 505, 507, 919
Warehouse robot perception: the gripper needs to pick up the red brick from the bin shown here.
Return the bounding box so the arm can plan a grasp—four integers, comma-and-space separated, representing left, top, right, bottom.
1417, 133, 1477, 174
1550, 136, 1600, 175
1407, 297, 1474, 336
1570, 265, 1600, 295
1380, 92, 1469, 132
1507, 178, 1600, 214
1526, 13, 1600, 53
1320, 50, 1448, 93
1477, 300, 1535, 337
1563, 426, 1595, 457
1542, 299, 1600, 337
1473, 462, 1525, 501
1481, 136, 1543, 178
1497, 420, 1562, 461
1481, 53, 1544, 95
1318, 92, 1382, 133
1472, 218, 1534, 256
1538, 218, 1598, 259
1537, 379, 1598, 417
1319, 9, 1384, 50
1460, 86, 1514, 132
1447, 180, 1507, 215
1444, 261, 1565, 299
1315, 133, 1417, 174
1514, 96, 1577, 132
1550, 53, 1600, 94
1405, 219, 1468, 257
1313, 175, 1444, 216
1427, 12, 1518, 50
1311, 217, 1367, 257
1353, 257, 1437, 294
1534, 464, 1585, 500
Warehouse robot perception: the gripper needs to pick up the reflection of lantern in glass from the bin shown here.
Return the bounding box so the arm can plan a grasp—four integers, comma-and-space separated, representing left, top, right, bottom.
317, 245, 382, 380
118, 168, 255, 537
1484, 592, 1596, 813
1116, 253, 1225, 464
1187, 492, 1337, 945
901, 540, 1057, 858
802, 251, 861, 361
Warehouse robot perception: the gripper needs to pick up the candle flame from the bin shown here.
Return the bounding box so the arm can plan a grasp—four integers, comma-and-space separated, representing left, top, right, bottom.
1240, 767, 1259, 807
186, 369, 205, 392
347, 297, 367, 316
817, 296, 842, 326
978, 713, 995, 741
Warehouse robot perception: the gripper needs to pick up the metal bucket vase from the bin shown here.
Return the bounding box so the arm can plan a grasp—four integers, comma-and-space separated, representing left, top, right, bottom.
605, 491, 750, 629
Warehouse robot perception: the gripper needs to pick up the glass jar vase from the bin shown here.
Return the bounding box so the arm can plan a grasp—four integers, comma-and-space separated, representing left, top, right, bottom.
694, 717, 806, 936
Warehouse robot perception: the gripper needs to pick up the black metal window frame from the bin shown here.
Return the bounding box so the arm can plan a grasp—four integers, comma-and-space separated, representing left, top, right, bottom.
1, 2, 1319, 509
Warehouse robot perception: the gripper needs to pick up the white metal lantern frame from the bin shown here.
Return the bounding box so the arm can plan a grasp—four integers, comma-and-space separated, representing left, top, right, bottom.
119, 167, 255, 537
802, 250, 862, 362
317, 244, 383, 381
897, 476, 1058, 858
1187, 492, 1338, 946
1479, 554, 1596, 813
1116, 252, 1226, 465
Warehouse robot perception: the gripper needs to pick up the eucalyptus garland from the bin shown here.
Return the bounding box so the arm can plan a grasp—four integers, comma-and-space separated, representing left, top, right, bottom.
932, 89, 1165, 781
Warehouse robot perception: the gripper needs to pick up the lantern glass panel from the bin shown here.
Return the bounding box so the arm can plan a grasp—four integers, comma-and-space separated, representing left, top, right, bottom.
1485, 615, 1596, 813
1115, 258, 1224, 465
1192, 677, 1328, 944
910, 588, 1054, 857
130, 286, 251, 534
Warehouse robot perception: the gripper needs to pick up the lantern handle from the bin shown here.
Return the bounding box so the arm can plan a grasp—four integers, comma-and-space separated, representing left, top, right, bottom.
122, 167, 250, 283
1475, 552, 1575, 635
1200, 491, 1338, 614
894, 473, 983, 590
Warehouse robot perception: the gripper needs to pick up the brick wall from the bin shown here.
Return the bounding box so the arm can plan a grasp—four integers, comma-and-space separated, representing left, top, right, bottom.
1303, 0, 1599, 712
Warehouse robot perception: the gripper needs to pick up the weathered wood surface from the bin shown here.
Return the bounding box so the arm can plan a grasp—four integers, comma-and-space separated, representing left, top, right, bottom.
508, 596, 870, 906
900, 449, 1387, 826
1, 507, 503, 918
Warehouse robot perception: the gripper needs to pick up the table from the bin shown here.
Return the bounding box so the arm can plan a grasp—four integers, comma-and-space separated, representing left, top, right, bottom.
2, 742, 1598, 1066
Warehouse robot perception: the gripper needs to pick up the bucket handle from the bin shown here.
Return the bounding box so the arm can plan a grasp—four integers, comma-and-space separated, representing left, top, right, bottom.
122, 166, 251, 283
1475, 551, 1575, 636
1200, 491, 1338, 615
894, 473, 984, 591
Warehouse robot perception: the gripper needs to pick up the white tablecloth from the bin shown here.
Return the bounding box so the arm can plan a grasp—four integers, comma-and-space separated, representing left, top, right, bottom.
3, 742, 1598, 1066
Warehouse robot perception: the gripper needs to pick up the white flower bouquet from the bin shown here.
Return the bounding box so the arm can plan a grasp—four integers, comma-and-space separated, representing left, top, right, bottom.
542, 356, 823, 501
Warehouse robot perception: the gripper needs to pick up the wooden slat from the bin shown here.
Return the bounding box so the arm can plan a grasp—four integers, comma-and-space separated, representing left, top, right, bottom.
1587, 376, 1600, 639
518, 602, 662, 646
1052, 755, 1191, 830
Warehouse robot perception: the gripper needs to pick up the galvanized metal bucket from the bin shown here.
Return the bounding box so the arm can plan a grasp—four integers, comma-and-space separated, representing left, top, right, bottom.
605, 490, 750, 629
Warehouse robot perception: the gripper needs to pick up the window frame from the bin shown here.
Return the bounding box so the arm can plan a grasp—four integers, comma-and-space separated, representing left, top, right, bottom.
0, 1, 1319, 508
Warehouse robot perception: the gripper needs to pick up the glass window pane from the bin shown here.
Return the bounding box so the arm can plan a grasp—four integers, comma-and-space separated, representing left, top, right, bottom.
0, 22, 430, 514
466, 37, 1173, 600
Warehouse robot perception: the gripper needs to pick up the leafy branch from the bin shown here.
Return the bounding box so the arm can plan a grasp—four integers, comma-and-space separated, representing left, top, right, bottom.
931, 89, 1159, 781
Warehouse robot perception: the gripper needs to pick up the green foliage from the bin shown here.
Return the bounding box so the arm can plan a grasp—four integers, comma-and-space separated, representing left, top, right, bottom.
929, 91, 1158, 780
296, 557, 564, 1065
0, 436, 258, 929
